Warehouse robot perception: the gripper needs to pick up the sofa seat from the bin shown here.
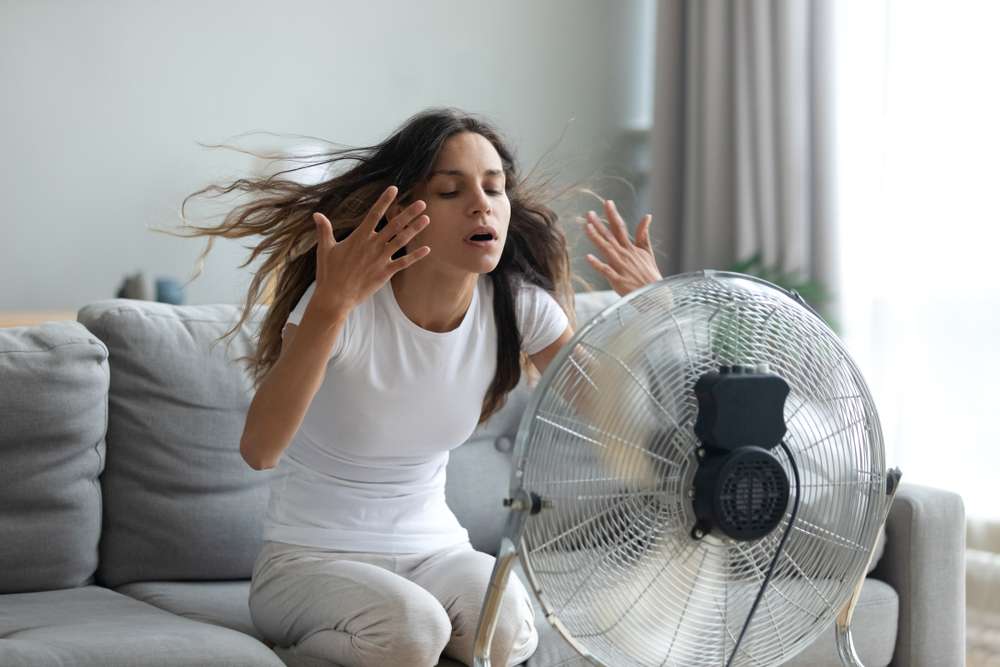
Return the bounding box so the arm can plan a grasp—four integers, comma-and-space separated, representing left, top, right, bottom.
0, 585, 284, 667
115, 580, 263, 640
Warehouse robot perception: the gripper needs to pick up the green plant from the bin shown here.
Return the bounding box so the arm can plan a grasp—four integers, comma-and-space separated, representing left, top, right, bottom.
727, 252, 840, 334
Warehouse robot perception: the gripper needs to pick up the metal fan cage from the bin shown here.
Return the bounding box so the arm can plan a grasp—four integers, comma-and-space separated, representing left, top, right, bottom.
511, 270, 887, 667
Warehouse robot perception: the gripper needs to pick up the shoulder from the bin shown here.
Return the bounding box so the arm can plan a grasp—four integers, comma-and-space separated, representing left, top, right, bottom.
283, 280, 375, 363
513, 278, 561, 312
480, 274, 565, 321
508, 277, 569, 355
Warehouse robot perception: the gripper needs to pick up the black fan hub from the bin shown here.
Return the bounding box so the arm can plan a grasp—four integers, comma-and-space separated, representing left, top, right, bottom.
693, 446, 790, 540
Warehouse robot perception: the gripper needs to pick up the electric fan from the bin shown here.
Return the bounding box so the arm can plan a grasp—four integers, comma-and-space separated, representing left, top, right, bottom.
472, 270, 901, 667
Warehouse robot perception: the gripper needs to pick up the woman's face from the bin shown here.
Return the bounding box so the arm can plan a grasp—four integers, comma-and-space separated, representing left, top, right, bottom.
397, 132, 511, 275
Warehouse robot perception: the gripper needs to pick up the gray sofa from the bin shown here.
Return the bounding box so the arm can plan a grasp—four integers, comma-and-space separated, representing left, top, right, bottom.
0, 290, 965, 667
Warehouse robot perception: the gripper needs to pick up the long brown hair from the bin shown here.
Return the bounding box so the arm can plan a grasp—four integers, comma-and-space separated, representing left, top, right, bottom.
170, 107, 587, 424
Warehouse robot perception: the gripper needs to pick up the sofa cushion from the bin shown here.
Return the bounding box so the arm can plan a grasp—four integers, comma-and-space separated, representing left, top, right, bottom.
782, 576, 898, 666
0, 585, 283, 667
115, 579, 261, 640
78, 300, 276, 588
0, 321, 108, 594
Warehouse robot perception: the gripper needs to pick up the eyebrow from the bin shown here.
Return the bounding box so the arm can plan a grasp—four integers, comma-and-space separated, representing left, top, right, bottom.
429, 168, 504, 178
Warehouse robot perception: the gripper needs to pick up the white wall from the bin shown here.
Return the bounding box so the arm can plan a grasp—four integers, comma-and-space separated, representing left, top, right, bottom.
1, 0, 655, 309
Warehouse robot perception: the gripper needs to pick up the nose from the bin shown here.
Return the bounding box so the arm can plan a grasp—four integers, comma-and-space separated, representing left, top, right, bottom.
468, 188, 492, 217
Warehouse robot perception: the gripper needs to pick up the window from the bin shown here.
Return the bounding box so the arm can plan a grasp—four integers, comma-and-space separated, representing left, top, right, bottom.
835, 0, 1000, 520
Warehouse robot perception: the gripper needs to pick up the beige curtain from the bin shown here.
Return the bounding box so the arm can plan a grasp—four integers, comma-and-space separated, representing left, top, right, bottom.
648, 0, 839, 321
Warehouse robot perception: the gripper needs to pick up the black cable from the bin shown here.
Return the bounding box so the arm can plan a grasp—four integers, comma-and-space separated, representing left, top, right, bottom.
725, 440, 801, 667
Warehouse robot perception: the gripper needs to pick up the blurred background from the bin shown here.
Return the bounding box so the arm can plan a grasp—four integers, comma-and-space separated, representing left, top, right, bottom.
2, 0, 998, 661
0, 0, 659, 307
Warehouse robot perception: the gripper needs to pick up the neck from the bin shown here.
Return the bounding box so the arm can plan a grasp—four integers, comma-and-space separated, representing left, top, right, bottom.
390, 265, 480, 333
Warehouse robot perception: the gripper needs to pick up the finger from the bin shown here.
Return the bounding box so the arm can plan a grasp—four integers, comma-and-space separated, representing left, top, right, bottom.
604, 199, 632, 247
584, 214, 622, 262
313, 212, 336, 249
363, 185, 399, 235
384, 199, 427, 239
586, 210, 621, 252
637, 214, 653, 251
586, 253, 623, 281
388, 245, 431, 272
385, 215, 430, 255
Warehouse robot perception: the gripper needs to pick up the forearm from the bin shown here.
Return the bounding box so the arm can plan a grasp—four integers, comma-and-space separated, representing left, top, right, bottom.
239, 304, 349, 469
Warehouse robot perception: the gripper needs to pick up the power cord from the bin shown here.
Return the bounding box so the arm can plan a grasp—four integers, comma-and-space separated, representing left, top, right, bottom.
725, 440, 801, 667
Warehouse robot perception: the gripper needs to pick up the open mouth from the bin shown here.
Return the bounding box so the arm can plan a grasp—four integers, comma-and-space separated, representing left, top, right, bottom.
464, 228, 498, 248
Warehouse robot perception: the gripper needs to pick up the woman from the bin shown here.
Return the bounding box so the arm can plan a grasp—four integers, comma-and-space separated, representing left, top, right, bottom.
180, 107, 662, 667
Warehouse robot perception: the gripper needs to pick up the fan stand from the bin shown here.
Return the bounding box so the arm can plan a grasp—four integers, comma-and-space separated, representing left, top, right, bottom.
472, 538, 524, 667
472, 490, 560, 667
472, 470, 903, 667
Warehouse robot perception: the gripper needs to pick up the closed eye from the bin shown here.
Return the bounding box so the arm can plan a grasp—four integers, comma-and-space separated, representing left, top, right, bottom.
439, 190, 504, 198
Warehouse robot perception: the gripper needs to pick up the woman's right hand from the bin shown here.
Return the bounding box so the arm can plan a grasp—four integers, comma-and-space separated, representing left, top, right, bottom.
309, 185, 431, 317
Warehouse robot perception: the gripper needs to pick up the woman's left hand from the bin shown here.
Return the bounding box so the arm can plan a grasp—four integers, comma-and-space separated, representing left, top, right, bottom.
583, 199, 663, 297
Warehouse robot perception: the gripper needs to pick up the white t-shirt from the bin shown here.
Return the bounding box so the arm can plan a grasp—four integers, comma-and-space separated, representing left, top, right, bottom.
260, 273, 569, 553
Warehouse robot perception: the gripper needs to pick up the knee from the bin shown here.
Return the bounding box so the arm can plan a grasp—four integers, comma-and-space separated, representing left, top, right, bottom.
383, 593, 452, 666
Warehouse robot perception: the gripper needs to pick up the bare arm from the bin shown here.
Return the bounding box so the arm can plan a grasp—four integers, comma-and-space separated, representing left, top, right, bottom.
239, 305, 349, 470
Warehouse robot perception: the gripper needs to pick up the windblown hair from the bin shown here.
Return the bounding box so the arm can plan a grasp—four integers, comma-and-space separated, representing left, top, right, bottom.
171, 107, 583, 424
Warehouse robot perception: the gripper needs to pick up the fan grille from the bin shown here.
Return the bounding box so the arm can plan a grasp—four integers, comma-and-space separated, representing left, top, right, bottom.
511, 271, 887, 667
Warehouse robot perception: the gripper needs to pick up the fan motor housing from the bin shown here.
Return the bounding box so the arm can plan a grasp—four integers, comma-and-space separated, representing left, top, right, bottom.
693, 446, 790, 540
691, 366, 792, 541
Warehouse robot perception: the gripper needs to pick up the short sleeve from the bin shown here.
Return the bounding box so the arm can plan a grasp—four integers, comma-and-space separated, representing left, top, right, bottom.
515, 282, 570, 355
282, 281, 351, 362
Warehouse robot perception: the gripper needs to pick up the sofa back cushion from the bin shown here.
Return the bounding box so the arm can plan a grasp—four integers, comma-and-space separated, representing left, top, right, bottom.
0, 321, 109, 593
78, 300, 272, 588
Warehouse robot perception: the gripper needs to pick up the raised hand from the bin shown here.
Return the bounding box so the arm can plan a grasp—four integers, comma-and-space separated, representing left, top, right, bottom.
583, 199, 663, 297
311, 185, 431, 316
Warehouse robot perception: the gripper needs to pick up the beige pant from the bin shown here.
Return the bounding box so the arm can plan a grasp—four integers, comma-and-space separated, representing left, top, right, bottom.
248, 540, 539, 667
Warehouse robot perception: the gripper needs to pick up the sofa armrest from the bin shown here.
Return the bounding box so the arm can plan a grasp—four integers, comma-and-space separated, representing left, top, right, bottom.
871, 482, 965, 667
